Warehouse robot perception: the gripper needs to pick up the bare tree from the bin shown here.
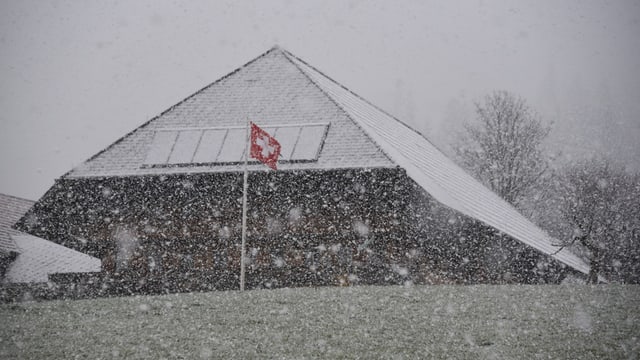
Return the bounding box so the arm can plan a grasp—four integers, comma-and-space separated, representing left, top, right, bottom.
557, 158, 639, 283
456, 91, 550, 207
453, 91, 553, 282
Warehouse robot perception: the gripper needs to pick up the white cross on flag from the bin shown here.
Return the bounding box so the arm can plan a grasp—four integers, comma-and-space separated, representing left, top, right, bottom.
250, 122, 281, 170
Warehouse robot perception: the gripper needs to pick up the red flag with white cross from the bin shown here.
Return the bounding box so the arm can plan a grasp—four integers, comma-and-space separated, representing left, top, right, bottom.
250, 122, 281, 170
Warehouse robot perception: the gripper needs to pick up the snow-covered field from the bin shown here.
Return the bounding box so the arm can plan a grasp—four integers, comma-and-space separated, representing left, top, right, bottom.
1, 285, 638, 359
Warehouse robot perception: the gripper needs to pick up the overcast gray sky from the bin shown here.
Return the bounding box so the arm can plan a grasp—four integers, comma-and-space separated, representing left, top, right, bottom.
1, 0, 639, 200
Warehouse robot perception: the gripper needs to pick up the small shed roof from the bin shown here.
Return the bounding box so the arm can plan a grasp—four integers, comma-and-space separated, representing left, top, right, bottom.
4, 234, 101, 283
1, 193, 101, 283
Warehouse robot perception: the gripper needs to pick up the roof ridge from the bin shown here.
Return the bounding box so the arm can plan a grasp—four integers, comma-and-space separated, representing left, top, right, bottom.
280, 49, 396, 165
62, 46, 283, 179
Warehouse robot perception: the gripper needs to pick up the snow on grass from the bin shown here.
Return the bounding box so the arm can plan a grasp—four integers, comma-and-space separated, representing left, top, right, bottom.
1, 285, 638, 359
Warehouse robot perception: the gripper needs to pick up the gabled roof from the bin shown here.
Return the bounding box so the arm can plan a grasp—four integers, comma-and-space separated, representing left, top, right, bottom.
60, 46, 589, 275
0, 193, 33, 254
4, 234, 101, 283
66, 47, 393, 178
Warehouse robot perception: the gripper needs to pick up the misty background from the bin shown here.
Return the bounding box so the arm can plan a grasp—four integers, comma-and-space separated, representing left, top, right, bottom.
1, 0, 639, 200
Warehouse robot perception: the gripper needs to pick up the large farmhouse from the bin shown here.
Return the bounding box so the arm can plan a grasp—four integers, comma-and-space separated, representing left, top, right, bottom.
16, 47, 590, 294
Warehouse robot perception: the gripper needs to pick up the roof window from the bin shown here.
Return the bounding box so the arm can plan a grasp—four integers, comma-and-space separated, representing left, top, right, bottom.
143, 123, 329, 167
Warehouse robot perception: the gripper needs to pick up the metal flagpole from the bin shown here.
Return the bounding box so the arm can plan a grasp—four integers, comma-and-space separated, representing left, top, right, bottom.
240, 120, 250, 291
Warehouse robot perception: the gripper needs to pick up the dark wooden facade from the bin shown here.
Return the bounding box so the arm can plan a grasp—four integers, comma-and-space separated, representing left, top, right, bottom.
16, 168, 568, 295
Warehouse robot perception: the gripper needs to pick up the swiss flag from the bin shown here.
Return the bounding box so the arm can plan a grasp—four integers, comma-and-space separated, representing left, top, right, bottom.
250, 122, 281, 170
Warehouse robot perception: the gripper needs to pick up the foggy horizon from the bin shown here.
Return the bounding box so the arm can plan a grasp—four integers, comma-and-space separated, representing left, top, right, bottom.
1, 0, 639, 200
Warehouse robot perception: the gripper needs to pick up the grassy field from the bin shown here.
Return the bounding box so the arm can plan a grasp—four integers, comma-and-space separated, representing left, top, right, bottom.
1, 285, 638, 359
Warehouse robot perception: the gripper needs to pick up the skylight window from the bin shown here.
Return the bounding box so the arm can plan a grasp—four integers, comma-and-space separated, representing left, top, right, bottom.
191, 129, 226, 163
215, 128, 246, 163
291, 125, 328, 160
167, 130, 201, 164
272, 126, 302, 160
144, 131, 177, 165
143, 123, 329, 167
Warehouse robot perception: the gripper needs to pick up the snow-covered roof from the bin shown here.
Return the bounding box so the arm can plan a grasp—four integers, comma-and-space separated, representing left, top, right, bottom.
0, 193, 34, 254
1, 193, 101, 283
66, 47, 393, 178
283, 50, 589, 275
60, 46, 589, 275
4, 234, 101, 283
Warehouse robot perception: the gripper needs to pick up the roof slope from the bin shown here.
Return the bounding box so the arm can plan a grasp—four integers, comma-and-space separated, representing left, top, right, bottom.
5, 234, 101, 283
66, 47, 393, 178
283, 50, 589, 275
0, 193, 34, 254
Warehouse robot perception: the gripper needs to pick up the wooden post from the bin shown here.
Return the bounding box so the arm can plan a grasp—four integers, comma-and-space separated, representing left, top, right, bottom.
240, 120, 250, 291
